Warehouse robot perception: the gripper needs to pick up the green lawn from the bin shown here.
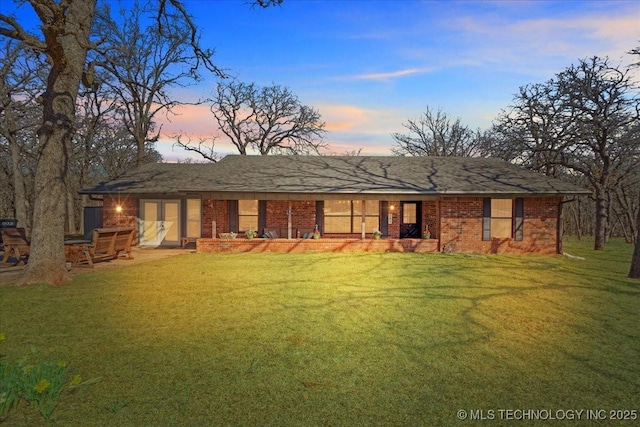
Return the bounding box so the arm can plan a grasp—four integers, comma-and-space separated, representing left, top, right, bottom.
1, 238, 638, 426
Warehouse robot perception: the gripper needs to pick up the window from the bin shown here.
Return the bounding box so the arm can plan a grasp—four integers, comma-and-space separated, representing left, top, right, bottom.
482, 198, 524, 241
491, 199, 512, 238
186, 199, 201, 237
238, 200, 258, 232
324, 200, 379, 233
402, 203, 417, 223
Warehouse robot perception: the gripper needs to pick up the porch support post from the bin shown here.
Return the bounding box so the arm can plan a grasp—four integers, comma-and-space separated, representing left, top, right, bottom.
361, 200, 366, 240
212, 200, 217, 239
287, 200, 292, 239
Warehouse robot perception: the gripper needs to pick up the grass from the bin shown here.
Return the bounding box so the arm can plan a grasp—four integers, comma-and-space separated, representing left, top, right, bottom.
0, 238, 638, 425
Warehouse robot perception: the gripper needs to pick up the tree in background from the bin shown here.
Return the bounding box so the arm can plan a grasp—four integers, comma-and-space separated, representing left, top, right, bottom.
630, 193, 640, 278
491, 57, 640, 250
208, 80, 327, 156
0, 40, 45, 234
627, 43, 640, 279
0, 38, 163, 237
93, 0, 222, 167
0, 0, 278, 285
0, 0, 97, 285
392, 107, 487, 157
65, 75, 162, 234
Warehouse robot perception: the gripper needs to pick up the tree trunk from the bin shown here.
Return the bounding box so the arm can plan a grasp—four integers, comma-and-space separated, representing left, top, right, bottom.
67, 187, 77, 234
594, 186, 608, 250
9, 124, 29, 233
18, 0, 96, 285
136, 134, 145, 167
1, 87, 29, 232
629, 192, 640, 279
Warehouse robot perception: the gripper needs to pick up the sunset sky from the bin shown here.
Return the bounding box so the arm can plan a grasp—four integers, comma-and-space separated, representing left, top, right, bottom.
4, 0, 640, 161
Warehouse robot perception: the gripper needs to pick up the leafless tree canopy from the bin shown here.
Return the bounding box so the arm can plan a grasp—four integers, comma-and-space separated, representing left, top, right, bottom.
491, 56, 640, 250
626, 43, 640, 279
0, 0, 233, 284
0, 41, 45, 234
0, 0, 97, 284
210, 80, 327, 156
93, 0, 219, 166
392, 107, 486, 157
172, 135, 220, 162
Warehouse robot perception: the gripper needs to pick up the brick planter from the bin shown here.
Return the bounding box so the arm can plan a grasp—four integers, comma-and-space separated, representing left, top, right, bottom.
196, 238, 440, 253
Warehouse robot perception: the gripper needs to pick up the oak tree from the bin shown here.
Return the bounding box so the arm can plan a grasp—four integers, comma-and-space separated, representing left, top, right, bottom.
210, 80, 327, 156
392, 107, 486, 157
1, 0, 97, 285
0, 0, 273, 284
93, 0, 221, 166
491, 57, 640, 250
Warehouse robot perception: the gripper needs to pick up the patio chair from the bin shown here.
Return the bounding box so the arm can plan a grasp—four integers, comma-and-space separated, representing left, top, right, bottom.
0, 227, 30, 266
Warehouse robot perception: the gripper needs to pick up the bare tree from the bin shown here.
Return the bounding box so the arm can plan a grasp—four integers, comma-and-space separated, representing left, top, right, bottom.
627, 43, 640, 279
172, 135, 220, 162
94, 0, 222, 166
490, 83, 572, 177
208, 80, 327, 156
630, 192, 640, 279
0, 40, 44, 234
66, 76, 162, 234
0, 0, 268, 285
1, 0, 96, 285
491, 57, 640, 250
559, 58, 639, 250
392, 107, 485, 157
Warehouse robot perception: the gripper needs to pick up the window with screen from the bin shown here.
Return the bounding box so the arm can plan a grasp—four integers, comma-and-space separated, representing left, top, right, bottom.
482, 198, 523, 240
491, 199, 512, 238
186, 199, 201, 237
238, 200, 258, 232
324, 200, 379, 233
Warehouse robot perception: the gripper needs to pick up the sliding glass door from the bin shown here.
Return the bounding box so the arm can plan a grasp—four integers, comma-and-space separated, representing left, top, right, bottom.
140, 200, 180, 246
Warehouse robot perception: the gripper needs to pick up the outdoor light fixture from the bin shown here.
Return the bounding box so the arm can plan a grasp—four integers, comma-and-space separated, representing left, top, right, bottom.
116, 205, 123, 213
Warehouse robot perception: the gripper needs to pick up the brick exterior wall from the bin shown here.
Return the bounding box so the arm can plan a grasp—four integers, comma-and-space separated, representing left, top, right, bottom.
439, 197, 560, 254
103, 196, 138, 242
388, 201, 400, 239
197, 238, 439, 253
101, 196, 561, 254
266, 200, 317, 237
202, 199, 230, 238
422, 200, 438, 237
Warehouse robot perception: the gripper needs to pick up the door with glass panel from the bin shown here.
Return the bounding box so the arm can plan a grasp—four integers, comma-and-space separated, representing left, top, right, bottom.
400, 201, 421, 238
140, 200, 180, 246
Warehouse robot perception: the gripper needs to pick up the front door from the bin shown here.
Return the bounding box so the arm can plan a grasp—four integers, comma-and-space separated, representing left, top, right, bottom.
140, 200, 180, 246
400, 201, 421, 238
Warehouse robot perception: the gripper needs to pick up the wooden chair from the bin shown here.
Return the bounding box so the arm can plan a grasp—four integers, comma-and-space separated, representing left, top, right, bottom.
112, 228, 134, 259
89, 228, 119, 263
0, 228, 30, 266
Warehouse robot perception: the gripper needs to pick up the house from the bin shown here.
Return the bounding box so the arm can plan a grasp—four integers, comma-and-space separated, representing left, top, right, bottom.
80, 155, 590, 254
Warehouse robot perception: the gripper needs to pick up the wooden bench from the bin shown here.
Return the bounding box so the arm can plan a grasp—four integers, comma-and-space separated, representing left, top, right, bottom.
70, 227, 134, 267
0, 228, 30, 266
110, 228, 134, 259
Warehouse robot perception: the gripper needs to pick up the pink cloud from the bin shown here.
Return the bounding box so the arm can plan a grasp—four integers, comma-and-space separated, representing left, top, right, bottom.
341, 68, 434, 82
450, 8, 639, 69
157, 103, 215, 138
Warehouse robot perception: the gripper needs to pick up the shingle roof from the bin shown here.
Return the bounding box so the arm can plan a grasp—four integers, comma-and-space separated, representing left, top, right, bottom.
80, 155, 590, 196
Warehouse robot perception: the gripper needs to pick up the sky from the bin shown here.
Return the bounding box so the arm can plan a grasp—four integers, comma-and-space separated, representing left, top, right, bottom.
3, 0, 639, 161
